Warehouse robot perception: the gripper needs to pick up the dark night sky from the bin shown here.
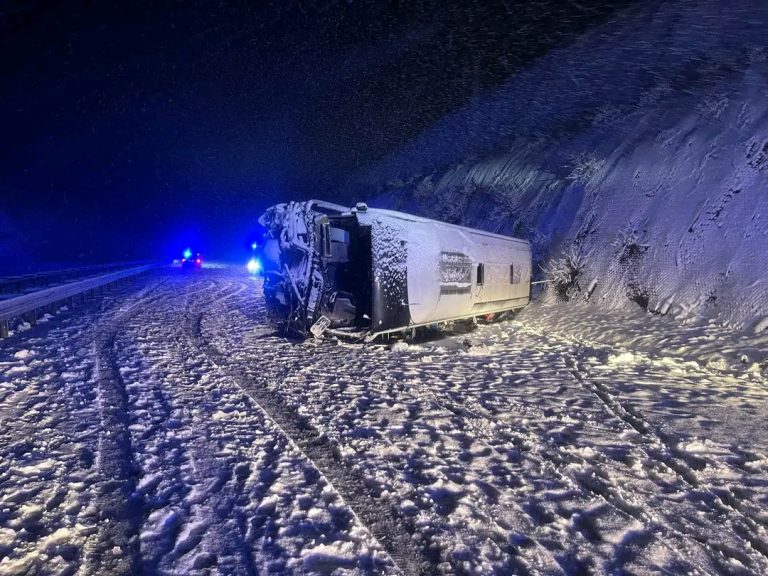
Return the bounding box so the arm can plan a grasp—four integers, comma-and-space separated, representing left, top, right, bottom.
0, 0, 634, 268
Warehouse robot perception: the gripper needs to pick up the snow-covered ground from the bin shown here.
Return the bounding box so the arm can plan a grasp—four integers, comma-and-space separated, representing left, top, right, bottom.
1, 267, 767, 575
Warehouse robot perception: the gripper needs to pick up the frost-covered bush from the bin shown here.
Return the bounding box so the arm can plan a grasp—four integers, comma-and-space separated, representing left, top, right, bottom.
544, 243, 585, 301
566, 152, 605, 184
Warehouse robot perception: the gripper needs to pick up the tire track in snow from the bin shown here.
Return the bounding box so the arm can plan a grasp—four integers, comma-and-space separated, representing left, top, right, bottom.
83, 282, 169, 574
406, 380, 715, 575
517, 321, 768, 526
183, 288, 430, 576
117, 274, 397, 574
119, 278, 263, 574
176, 421, 261, 576
197, 344, 433, 576
171, 280, 262, 573
181, 272, 768, 574
203, 281, 662, 574
565, 351, 768, 569
349, 327, 764, 574
86, 329, 143, 575
112, 322, 201, 574
352, 345, 721, 575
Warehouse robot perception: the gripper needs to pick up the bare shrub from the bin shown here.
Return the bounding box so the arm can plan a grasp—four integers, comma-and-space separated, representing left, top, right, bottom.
566, 152, 605, 184
612, 219, 650, 266
543, 243, 585, 301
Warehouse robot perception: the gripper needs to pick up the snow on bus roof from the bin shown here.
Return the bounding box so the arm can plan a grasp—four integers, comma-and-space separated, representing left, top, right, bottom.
362, 207, 531, 246
302, 198, 530, 246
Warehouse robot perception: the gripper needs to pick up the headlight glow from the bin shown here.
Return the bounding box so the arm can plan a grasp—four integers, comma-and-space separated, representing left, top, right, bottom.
247, 258, 261, 274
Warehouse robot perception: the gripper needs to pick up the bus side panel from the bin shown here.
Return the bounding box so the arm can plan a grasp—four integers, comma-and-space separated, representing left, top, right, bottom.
369, 217, 411, 332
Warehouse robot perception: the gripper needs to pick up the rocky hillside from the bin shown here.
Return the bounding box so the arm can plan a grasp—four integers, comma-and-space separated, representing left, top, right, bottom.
347, 0, 768, 332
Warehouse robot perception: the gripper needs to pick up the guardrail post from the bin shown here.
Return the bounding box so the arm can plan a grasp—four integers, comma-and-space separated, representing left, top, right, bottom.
0, 320, 8, 338
25, 310, 37, 326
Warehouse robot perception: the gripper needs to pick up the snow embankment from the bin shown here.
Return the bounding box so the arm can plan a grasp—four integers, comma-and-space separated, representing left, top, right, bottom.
348, 0, 768, 332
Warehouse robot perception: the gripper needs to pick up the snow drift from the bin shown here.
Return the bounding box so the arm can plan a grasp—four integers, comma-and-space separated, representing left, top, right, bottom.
346, 0, 768, 332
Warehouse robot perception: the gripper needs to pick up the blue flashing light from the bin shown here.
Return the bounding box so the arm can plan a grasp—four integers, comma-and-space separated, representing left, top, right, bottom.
251, 242, 258, 251
183, 248, 193, 259
246, 258, 261, 275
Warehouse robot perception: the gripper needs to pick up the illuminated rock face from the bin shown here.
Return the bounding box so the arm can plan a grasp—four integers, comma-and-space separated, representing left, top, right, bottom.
351, 0, 768, 331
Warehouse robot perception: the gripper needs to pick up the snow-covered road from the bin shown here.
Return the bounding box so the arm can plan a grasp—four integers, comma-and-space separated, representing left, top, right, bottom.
1, 266, 767, 575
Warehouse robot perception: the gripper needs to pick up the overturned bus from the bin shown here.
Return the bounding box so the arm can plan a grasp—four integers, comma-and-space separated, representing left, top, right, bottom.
256, 200, 532, 339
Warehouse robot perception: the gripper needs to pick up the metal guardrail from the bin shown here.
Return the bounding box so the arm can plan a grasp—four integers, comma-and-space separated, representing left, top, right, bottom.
0, 264, 159, 338
0, 260, 154, 295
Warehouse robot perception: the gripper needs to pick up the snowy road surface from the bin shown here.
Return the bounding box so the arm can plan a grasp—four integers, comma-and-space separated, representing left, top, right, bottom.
1, 266, 767, 575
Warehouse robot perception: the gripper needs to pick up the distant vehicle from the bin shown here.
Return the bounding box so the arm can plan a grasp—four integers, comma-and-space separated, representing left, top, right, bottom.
255, 200, 531, 339
246, 257, 261, 275
181, 251, 203, 270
